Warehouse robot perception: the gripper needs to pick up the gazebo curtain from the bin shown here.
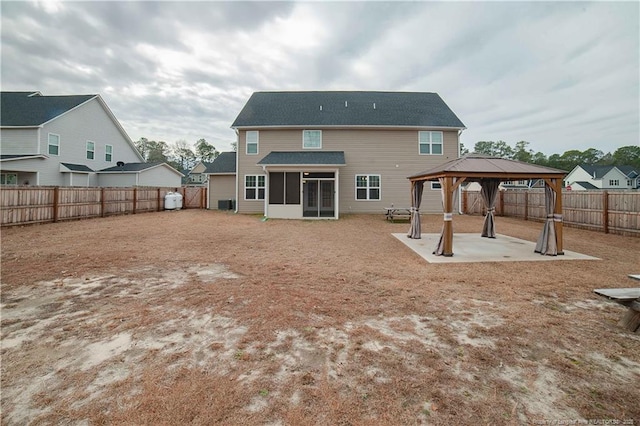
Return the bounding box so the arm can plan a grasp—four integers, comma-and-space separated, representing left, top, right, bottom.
480, 179, 501, 238
535, 184, 558, 256
433, 178, 458, 256
407, 180, 424, 239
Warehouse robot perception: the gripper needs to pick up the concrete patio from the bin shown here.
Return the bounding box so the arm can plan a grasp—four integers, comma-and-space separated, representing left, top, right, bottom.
393, 233, 600, 264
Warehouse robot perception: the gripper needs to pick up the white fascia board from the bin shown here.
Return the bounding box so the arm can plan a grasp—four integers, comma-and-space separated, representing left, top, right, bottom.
94, 95, 145, 162
258, 163, 346, 168
0, 155, 48, 162
231, 124, 467, 131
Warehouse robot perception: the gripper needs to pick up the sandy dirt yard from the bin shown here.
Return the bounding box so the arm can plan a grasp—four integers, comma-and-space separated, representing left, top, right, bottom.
1, 210, 639, 425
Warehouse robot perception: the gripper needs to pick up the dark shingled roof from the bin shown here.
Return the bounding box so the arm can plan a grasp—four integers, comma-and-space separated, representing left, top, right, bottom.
232, 91, 465, 129
99, 162, 164, 172
257, 151, 346, 166
61, 163, 94, 172
579, 164, 639, 179
573, 181, 599, 189
204, 152, 236, 174
1, 91, 96, 126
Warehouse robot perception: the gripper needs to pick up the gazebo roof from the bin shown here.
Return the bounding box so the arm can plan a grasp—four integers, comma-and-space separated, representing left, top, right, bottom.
409, 154, 566, 182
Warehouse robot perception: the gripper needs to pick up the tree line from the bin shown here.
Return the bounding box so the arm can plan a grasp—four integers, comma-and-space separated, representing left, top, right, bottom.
463, 141, 640, 171
134, 138, 219, 172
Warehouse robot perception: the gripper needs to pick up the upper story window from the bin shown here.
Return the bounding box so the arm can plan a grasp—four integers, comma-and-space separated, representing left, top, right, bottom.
303, 130, 322, 149
86, 141, 95, 160
431, 182, 442, 190
355, 174, 380, 200
48, 133, 60, 156
609, 179, 619, 186
105, 144, 113, 162
419, 131, 443, 155
246, 131, 259, 155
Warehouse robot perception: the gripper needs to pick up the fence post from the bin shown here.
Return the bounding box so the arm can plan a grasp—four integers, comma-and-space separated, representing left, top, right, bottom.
133, 187, 137, 214
157, 188, 162, 212
53, 187, 59, 223
101, 187, 106, 217
462, 190, 468, 214
603, 191, 609, 234
182, 187, 187, 209
524, 191, 529, 221
499, 190, 504, 216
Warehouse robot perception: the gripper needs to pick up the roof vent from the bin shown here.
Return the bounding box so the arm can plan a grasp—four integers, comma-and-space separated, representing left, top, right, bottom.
117, 161, 125, 167
373, 102, 376, 110
345, 101, 348, 108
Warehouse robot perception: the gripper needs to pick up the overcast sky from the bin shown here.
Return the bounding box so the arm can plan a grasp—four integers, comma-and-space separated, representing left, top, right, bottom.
2, 1, 638, 155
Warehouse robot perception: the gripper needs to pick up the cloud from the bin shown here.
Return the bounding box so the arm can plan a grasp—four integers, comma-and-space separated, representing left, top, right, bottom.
1, 1, 638, 154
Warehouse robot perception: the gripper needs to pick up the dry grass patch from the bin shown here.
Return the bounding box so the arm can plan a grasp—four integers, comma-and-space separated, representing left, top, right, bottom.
1, 211, 639, 424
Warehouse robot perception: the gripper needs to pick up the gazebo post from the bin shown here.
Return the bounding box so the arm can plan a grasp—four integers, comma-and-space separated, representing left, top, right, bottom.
554, 178, 564, 255
443, 176, 454, 256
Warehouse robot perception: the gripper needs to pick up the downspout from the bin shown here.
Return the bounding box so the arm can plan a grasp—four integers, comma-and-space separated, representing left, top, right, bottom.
262, 164, 268, 218
457, 128, 464, 214
234, 129, 239, 213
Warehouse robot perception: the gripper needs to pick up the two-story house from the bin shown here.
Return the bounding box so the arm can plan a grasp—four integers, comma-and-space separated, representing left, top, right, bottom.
230, 91, 466, 219
565, 164, 640, 190
0, 91, 182, 187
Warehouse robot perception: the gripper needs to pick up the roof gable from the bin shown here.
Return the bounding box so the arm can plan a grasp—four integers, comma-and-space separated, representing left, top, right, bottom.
1, 91, 96, 126
231, 91, 465, 129
99, 162, 183, 176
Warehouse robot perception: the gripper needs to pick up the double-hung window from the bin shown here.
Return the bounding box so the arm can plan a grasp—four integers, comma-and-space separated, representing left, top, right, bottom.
246, 131, 258, 155
355, 174, 381, 200
245, 175, 265, 200
48, 133, 60, 156
86, 141, 95, 160
303, 130, 322, 149
105, 144, 113, 162
419, 131, 443, 155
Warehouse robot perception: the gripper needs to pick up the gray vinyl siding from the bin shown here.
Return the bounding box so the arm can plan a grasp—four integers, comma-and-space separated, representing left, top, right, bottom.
208, 175, 236, 209
98, 173, 137, 187
236, 128, 459, 215
1, 98, 143, 187
137, 166, 182, 188
0, 128, 40, 154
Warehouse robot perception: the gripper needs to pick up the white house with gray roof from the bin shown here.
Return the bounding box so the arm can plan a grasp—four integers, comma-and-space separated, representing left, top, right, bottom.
564, 164, 639, 190
0, 91, 182, 187
230, 91, 466, 219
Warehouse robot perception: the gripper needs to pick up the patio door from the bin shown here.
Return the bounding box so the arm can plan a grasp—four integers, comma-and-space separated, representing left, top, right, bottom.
303, 175, 335, 218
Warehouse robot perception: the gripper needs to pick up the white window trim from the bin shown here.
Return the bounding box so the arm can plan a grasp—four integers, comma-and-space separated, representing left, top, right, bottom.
105, 144, 113, 162
48, 133, 60, 156
1, 173, 18, 186
86, 141, 95, 160
418, 131, 444, 155
244, 174, 266, 200
246, 131, 259, 155
303, 130, 322, 149
355, 174, 381, 201
431, 182, 442, 190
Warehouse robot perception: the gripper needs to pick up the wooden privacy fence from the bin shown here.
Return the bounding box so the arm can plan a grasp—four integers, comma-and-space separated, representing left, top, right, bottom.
0, 186, 207, 227
463, 189, 639, 237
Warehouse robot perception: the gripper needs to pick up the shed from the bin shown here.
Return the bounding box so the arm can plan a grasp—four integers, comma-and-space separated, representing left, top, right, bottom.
407, 154, 567, 256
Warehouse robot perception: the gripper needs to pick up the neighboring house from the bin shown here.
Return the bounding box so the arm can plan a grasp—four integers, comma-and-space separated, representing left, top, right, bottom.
187, 161, 214, 185
0, 91, 179, 187
230, 91, 466, 219
204, 152, 236, 209
564, 164, 640, 190
99, 162, 183, 188
463, 178, 544, 192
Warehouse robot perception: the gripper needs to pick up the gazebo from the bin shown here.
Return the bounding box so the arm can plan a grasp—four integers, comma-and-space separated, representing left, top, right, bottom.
407, 154, 567, 257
